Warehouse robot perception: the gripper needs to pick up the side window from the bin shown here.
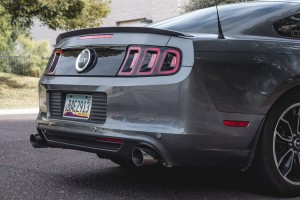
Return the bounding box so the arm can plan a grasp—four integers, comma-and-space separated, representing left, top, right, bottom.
274, 13, 300, 39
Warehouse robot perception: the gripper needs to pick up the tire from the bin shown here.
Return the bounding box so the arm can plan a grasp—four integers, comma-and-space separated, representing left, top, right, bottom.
254, 92, 300, 197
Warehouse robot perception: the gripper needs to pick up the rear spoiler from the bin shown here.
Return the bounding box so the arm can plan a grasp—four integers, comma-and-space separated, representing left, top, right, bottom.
56, 27, 190, 44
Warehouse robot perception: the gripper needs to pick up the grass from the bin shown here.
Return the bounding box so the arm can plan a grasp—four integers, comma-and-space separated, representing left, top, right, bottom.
0, 72, 39, 109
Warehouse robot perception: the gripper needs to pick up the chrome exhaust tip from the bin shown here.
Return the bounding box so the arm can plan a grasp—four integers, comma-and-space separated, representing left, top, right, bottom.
30, 134, 49, 148
132, 147, 159, 167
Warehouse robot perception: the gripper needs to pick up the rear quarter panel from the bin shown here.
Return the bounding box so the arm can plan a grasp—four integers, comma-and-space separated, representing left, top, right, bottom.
193, 38, 300, 114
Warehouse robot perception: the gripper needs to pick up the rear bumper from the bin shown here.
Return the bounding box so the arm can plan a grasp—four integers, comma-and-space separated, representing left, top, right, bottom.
37, 67, 265, 168
36, 125, 253, 168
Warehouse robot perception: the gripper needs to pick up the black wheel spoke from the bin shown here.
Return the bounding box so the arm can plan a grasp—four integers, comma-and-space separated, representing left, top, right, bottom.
297, 153, 300, 178
286, 152, 300, 182
294, 153, 300, 179
277, 119, 294, 142
276, 130, 293, 143
279, 151, 294, 177
297, 109, 300, 135
278, 149, 293, 168
298, 153, 300, 166
284, 108, 298, 133
275, 140, 290, 161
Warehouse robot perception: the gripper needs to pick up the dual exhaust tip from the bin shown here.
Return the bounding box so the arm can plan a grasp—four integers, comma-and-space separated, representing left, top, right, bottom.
132, 147, 159, 167
30, 134, 49, 148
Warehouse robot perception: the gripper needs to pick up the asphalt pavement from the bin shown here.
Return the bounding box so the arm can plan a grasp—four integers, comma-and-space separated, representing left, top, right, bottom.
0, 114, 298, 200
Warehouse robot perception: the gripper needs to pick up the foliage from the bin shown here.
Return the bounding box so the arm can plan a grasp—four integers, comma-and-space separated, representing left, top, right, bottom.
16, 35, 51, 77
0, 6, 15, 54
0, 0, 110, 77
0, 36, 51, 77
0, 0, 110, 51
0, 0, 111, 31
184, 0, 253, 12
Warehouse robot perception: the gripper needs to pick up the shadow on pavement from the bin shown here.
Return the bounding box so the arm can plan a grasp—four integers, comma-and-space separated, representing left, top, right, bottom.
62, 165, 271, 199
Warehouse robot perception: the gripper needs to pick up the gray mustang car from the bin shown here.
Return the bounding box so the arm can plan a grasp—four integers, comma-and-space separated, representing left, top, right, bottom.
31, 0, 300, 196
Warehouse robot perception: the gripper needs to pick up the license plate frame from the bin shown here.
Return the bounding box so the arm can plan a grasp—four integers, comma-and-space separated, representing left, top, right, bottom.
63, 94, 92, 120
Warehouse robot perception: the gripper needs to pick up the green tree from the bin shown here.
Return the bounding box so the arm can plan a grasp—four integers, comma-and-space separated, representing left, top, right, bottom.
16, 35, 51, 77
185, 0, 252, 12
0, 0, 111, 69
0, 0, 111, 77
0, 6, 16, 54
0, 0, 111, 31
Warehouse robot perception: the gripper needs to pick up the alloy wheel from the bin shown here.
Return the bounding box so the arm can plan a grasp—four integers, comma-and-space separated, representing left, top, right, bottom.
273, 103, 300, 185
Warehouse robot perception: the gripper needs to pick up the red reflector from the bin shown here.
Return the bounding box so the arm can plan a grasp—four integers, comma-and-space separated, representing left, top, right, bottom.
223, 120, 249, 127
79, 34, 114, 40
97, 137, 123, 143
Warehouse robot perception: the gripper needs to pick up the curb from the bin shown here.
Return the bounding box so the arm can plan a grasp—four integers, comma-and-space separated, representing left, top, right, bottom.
0, 109, 39, 115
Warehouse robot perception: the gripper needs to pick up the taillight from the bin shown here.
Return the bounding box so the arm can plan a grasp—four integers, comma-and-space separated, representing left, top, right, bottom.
118, 46, 181, 76
137, 48, 160, 75
118, 47, 141, 76
158, 50, 180, 74
44, 49, 62, 75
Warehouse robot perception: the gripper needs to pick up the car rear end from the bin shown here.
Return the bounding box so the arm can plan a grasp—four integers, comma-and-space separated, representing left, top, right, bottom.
34, 27, 193, 165
33, 27, 263, 168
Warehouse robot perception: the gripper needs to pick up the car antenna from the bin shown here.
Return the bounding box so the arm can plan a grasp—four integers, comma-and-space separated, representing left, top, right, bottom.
215, 0, 225, 39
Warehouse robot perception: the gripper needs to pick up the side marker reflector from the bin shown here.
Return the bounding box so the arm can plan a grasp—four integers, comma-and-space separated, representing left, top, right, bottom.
223, 120, 249, 127
97, 137, 123, 144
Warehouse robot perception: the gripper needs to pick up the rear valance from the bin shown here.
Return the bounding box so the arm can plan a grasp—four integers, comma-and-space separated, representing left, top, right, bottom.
56, 27, 188, 44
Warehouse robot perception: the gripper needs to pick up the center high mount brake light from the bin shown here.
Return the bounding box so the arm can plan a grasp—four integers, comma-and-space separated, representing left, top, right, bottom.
79, 34, 114, 40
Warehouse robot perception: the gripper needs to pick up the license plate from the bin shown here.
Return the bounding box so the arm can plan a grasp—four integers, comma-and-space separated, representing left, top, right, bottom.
63, 94, 92, 120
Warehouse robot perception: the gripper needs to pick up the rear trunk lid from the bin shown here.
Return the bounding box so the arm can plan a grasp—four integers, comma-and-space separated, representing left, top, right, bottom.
45, 27, 193, 77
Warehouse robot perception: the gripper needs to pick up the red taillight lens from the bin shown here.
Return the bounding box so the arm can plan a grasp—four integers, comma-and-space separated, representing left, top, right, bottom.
44, 49, 62, 75
118, 47, 141, 76
158, 50, 180, 74
118, 46, 181, 76
137, 48, 160, 75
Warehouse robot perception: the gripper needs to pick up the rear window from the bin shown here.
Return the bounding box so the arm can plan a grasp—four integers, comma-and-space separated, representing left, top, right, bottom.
149, 2, 292, 34
274, 13, 300, 39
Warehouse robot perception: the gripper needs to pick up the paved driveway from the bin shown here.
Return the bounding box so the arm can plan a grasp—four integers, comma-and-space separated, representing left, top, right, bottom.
0, 114, 295, 200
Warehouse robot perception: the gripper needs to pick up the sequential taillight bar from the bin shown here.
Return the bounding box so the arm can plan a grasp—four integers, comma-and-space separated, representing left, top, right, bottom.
117, 46, 181, 76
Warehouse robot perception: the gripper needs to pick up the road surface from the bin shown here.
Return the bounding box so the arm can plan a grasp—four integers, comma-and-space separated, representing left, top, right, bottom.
0, 114, 295, 200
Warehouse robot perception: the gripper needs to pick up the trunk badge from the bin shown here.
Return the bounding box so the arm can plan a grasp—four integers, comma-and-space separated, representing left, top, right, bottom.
75, 48, 97, 73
